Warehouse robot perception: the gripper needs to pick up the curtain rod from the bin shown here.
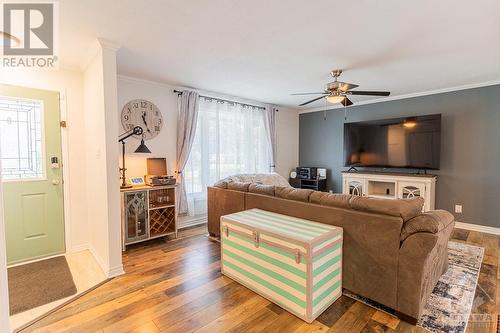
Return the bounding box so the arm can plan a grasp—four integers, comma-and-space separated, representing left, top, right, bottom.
173, 89, 276, 111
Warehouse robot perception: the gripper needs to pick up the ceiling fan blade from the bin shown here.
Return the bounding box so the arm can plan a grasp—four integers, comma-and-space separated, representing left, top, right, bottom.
291, 92, 328, 96
348, 90, 391, 96
299, 95, 326, 106
337, 83, 359, 92
340, 97, 353, 107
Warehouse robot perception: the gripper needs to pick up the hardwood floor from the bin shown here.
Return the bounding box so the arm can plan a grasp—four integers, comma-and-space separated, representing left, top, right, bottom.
21, 226, 499, 333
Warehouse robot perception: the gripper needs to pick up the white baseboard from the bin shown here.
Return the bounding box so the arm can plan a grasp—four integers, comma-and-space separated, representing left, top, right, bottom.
69, 243, 89, 253
178, 216, 207, 229
88, 246, 125, 279
87, 246, 106, 276
107, 265, 125, 278
454, 221, 500, 236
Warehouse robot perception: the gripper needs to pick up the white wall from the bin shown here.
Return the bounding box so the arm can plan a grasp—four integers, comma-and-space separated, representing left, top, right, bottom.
0, 68, 88, 253
117, 76, 299, 180
117, 76, 178, 177
83, 40, 123, 277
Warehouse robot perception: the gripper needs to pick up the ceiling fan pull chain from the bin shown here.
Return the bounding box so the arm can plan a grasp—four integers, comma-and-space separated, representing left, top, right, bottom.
344, 104, 347, 121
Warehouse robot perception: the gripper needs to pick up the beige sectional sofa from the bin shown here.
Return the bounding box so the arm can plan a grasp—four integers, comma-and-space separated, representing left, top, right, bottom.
207, 181, 455, 324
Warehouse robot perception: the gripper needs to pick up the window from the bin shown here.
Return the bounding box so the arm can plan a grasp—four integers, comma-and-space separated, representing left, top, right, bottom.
183, 97, 271, 218
0, 97, 44, 180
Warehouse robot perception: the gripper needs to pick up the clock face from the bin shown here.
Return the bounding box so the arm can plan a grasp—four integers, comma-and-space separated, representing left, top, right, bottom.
121, 99, 163, 140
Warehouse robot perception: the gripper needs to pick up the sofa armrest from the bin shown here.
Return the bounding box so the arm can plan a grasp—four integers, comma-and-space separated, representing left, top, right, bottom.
397, 213, 454, 320
207, 187, 245, 237
400, 210, 454, 242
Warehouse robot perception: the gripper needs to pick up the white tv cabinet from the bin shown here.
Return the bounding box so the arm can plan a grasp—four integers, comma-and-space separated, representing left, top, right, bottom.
341, 171, 437, 211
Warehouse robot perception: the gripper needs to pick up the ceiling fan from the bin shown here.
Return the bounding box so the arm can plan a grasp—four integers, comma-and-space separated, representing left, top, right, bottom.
292, 70, 390, 107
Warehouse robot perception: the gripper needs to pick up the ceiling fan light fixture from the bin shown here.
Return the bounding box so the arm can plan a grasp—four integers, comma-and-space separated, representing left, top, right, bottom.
293, 69, 391, 107
326, 95, 345, 104
403, 117, 417, 128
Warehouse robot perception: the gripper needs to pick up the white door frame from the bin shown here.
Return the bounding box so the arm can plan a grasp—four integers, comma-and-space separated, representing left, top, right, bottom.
58, 89, 74, 254
0, 188, 10, 332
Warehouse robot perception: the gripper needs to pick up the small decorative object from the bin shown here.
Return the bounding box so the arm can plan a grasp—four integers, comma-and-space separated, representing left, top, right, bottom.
130, 177, 145, 186
147, 158, 167, 175
121, 99, 163, 140
318, 168, 327, 179
290, 171, 297, 179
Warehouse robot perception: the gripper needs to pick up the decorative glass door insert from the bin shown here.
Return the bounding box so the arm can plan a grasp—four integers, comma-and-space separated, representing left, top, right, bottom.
125, 191, 148, 243
0, 97, 44, 180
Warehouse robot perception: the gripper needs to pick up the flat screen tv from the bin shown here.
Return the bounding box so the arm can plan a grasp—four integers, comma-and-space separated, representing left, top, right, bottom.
343, 114, 441, 170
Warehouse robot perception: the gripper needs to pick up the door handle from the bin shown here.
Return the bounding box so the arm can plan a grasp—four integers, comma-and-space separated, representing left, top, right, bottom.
52, 179, 60, 185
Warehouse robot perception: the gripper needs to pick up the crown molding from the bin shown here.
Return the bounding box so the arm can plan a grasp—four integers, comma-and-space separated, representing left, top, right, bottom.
79, 38, 121, 72
98, 38, 121, 52
117, 74, 180, 89
117, 74, 272, 108
79, 39, 100, 72
298, 79, 500, 114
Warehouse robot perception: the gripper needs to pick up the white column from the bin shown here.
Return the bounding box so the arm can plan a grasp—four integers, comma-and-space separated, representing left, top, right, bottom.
0, 135, 12, 332
82, 39, 124, 278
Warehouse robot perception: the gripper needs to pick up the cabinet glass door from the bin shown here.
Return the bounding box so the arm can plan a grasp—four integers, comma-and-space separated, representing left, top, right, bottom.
398, 182, 426, 200
347, 179, 364, 196
125, 191, 148, 243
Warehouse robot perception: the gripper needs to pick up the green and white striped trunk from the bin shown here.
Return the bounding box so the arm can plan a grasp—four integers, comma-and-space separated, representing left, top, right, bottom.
221, 208, 343, 323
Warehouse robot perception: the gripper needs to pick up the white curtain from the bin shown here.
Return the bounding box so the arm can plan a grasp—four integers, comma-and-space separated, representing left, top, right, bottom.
183, 97, 271, 218
176, 90, 199, 215
264, 105, 277, 172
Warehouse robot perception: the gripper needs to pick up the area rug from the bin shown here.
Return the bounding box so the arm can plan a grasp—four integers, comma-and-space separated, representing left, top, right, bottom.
8, 256, 77, 315
344, 241, 484, 333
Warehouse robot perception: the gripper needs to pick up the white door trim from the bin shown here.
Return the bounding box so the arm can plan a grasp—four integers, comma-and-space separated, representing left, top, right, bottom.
0, 112, 11, 333
58, 90, 74, 254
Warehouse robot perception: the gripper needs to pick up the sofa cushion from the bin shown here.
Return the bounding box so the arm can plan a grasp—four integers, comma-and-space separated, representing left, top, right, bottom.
321, 193, 353, 209
400, 210, 455, 241
213, 179, 228, 189
309, 191, 328, 204
275, 187, 313, 202
248, 183, 275, 196
227, 181, 251, 192
349, 196, 424, 221
310, 192, 352, 209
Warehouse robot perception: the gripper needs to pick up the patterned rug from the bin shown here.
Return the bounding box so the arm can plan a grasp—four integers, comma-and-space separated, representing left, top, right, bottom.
344, 241, 484, 333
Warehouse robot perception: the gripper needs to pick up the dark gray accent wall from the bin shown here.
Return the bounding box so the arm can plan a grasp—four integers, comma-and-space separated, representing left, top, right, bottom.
299, 85, 500, 228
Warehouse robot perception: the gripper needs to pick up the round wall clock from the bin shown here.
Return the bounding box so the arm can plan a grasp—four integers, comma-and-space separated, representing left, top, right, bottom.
121, 99, 162, 140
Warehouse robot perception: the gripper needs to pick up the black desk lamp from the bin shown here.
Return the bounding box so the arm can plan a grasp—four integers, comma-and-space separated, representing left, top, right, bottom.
119, 126, 151, 189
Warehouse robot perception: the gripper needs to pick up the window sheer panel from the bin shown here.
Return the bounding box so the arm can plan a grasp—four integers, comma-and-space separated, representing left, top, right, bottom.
183, 98, 271, 218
